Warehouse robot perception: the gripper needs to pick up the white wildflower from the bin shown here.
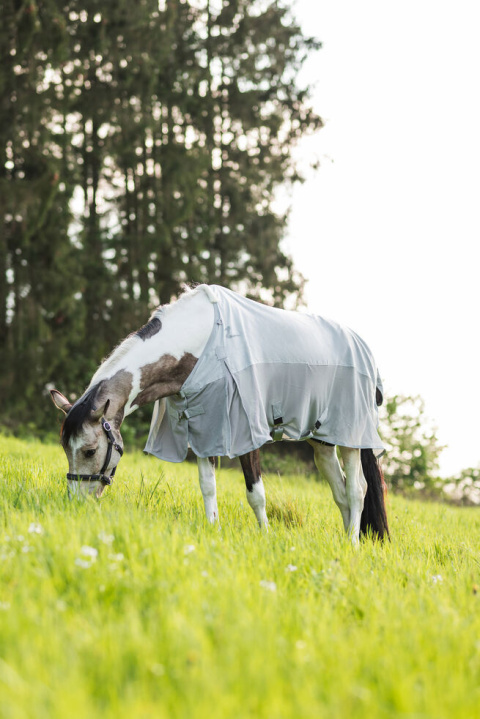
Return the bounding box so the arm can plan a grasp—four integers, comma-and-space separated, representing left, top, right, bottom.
184, 544, 196, 555
80, 546, 98, 559
0, 602, 11, 611
432, 574, 443, 584
75, 558, 92, 569
21, 545, 32, 553
286, 564, 298, 572
98, 532, 115, 545
28, 523, 43, 535
108, 553, 124, 562
259, 580, 277, 592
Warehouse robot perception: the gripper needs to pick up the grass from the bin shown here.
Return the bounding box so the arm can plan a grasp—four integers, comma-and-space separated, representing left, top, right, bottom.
1, 434, 480, 719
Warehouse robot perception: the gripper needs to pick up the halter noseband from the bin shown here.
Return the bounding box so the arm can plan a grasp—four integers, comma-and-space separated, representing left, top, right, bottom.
66, 418, 124, 487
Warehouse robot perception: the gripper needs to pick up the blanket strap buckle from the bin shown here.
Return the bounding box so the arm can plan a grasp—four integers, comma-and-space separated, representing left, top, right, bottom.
178, 405, 205, 421
271, 425, 284, 441
271, 403, 284, 441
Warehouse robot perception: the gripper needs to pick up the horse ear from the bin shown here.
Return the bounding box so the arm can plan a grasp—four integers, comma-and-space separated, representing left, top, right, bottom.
91, 399, 110, 423
50, 389, 73, 414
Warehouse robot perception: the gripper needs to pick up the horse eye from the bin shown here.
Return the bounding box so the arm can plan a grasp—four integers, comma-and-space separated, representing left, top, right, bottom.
84, 449, 97, 458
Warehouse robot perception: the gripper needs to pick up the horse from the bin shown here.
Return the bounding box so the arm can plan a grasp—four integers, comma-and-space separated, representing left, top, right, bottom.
50, 284, 389, 543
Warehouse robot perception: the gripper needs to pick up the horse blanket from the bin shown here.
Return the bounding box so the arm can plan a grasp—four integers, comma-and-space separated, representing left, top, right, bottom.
144, 285, 385, 461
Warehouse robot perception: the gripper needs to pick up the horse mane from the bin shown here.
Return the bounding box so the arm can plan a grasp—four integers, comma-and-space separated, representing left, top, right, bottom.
61, 383, 103, 448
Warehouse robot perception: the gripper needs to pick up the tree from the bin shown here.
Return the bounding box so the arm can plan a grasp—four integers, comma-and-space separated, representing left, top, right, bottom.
1, 0, 322, 431
0, 0, 87, 428
379, 395, 445, 489
189, 0, 320, 304
442, 467, 480, 505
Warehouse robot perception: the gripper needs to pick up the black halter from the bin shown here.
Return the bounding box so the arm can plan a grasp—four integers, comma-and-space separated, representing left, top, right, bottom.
66, 418, 124, 486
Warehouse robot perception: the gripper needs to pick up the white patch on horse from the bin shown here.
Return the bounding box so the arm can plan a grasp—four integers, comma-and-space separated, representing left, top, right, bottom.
197, 456, 219, 523
308, 440, 350, 531
339, 446, 367, 545
89, 286, 215, 416
69, 434, 82, 470
246, 478, 269, 529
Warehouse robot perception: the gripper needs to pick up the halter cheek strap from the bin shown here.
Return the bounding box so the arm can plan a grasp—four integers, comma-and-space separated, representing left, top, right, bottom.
66, 419, 124, 486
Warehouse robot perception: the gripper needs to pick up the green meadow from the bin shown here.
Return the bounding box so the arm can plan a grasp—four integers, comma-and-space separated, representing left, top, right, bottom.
1, 434, 480, 719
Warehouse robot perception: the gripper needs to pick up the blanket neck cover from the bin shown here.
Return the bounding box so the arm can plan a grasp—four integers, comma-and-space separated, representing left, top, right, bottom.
144, 285, 384, 462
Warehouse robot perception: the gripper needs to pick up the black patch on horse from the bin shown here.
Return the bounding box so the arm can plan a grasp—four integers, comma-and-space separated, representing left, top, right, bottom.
61, 383, 103, 448
136, 317, 162, 341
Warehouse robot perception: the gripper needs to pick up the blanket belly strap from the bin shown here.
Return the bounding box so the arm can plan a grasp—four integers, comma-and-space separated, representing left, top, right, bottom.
169, 404, 205, 421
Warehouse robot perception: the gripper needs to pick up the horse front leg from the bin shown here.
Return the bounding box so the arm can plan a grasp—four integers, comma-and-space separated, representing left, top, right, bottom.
197, 456, 219, 523
239, 450, 268, 529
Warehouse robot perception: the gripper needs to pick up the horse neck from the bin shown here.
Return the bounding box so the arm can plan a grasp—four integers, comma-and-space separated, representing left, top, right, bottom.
89, 288, 215, 422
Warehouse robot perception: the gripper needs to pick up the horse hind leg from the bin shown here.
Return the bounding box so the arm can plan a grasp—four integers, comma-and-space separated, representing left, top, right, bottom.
338, 446, 367, 544
197, 456, 219, 523
308, 440, 350, 531
239, 450, 268, 529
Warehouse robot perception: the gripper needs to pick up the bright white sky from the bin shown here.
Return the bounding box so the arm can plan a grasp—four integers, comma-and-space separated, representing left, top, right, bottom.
281, 0, 480, 476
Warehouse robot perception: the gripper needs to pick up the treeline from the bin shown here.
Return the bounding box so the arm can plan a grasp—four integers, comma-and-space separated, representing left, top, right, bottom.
0, 0, 321, 430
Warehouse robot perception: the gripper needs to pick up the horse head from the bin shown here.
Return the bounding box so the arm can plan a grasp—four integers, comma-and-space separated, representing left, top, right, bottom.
50, 387, 124, 498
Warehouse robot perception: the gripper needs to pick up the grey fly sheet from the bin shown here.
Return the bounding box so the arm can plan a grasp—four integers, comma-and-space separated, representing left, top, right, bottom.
144, 285, 384, 462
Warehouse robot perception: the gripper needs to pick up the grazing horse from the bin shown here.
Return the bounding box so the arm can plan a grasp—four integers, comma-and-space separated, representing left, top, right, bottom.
51, 284, 389, 543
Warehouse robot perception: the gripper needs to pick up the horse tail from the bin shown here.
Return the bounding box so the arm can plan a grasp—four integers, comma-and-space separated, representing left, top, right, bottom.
360, 448, 390, 540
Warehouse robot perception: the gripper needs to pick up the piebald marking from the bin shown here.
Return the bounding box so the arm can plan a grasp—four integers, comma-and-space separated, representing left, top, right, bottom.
51, 284, 388, 543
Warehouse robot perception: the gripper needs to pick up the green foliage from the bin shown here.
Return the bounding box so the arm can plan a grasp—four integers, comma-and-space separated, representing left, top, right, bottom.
1, 0, 321, 431
1, 434, 480, 719
380, 395, 445, 489
442, 466, 480, 505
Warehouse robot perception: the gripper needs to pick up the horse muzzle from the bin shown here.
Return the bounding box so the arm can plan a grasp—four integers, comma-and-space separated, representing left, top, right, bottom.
67, 477, 107, 499
66, 419, 123, 498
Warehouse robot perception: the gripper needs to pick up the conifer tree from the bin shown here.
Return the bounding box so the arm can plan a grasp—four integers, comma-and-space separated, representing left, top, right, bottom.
1, 0, 322, 430
0, 0, 83, 426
